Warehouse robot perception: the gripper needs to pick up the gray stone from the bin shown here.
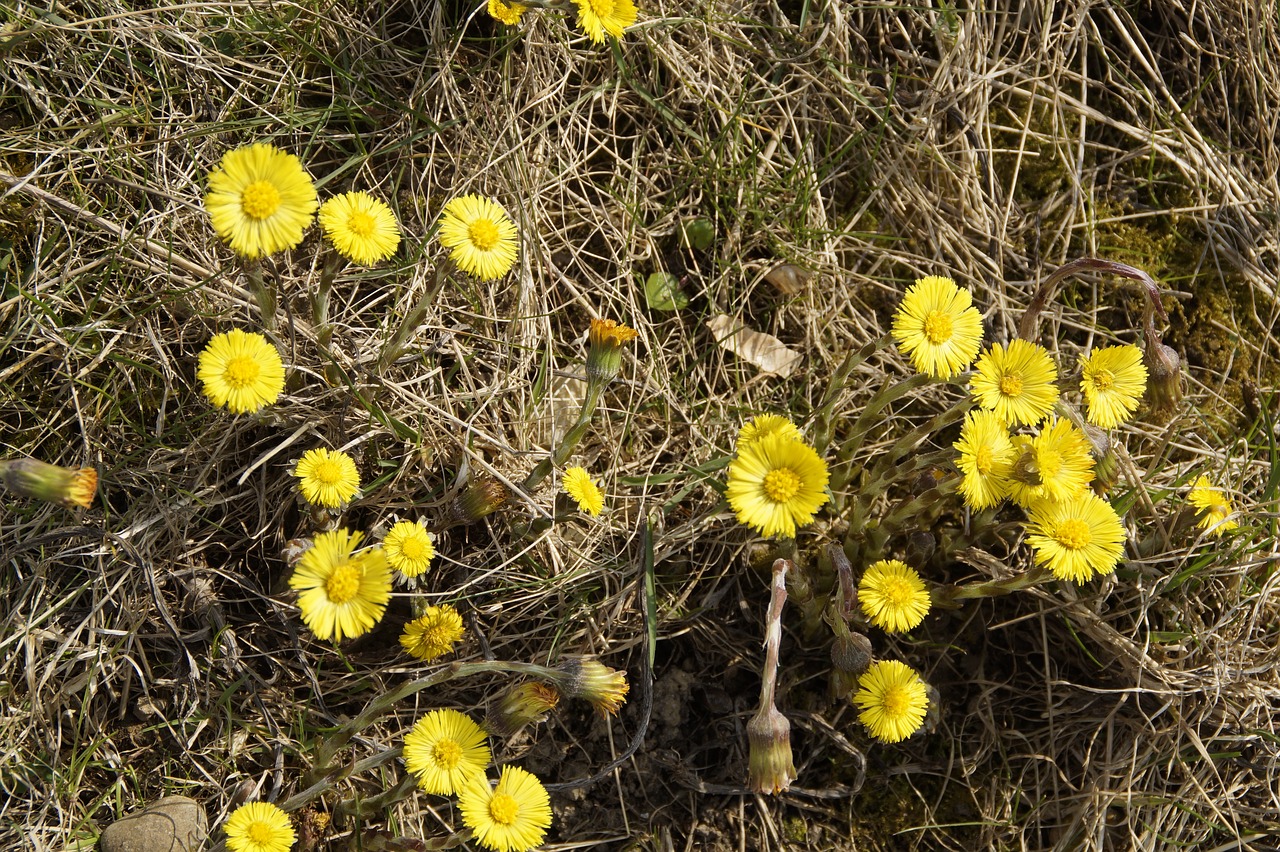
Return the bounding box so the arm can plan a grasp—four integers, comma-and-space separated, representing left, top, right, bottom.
98, 796, 207, 852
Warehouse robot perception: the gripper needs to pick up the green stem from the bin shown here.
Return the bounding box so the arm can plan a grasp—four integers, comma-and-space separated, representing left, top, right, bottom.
522, 379, 605, 493
811, 333, 892, 455
246, 258, 275, 332
932, 565, 1052, 609
380, 259, 450, 370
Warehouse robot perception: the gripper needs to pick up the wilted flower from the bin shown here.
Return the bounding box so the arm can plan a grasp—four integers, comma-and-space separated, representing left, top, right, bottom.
549, 657, 629, 715
746, 704, 796, 794
0, 458, 97, 509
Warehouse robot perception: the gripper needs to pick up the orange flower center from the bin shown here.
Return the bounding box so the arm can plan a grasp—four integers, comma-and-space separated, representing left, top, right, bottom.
325, 563, 361, 603
313, 459, 344, 484
922, 310, 953, 344
224, 355, 261, 387
763, 468, 801, 503
1054, 518, 1092, 550
488, 792, 519, 825
999, 373, 1024, 397
241, 180, 282, 220
347, 210, 376, 237
467, 218, 500, 251
431, 739, 462, 769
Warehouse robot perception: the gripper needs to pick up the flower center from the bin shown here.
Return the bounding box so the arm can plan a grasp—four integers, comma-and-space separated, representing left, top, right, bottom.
999, 373, 1024, 397
1037, 449, 1062, 480
973, 446, 995, 475
325, 563, 362, 603
763, 468, 801, 503
1054, 518, 1092, 550
348, 210, 376, 237
241, 180, 282, 220
884, 578, 915, 607
224, 355, 261, 388
400, 536, 426, 558
1090, 369, 1115, 391
314, 460, 344, 484
880, 685, 909, 716
488, 792, 519, 825
922, 310, 953, 344
431, 739, 462, 769
467, 219, 500, 251
248, 823, 275, 843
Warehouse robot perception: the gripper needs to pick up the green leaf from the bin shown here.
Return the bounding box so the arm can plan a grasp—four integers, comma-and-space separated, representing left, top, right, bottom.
644, 272, 688, 311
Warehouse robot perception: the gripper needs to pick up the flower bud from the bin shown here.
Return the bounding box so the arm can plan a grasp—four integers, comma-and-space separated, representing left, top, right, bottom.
549, 657, 629, 716
746, 704, 796, 794
1143, 342, 1182, 418
485, 682, 561, 737
0, 458, 97, 509
585, 318, 638, 385
451, 475, 508, 525
831, 631, 873, 676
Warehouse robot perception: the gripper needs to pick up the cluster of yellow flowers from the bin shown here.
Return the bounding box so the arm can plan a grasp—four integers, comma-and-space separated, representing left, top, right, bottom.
487, 0, 639, 45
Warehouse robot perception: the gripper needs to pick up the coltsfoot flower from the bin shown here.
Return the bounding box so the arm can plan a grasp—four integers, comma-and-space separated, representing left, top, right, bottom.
0, 458, 97, 509
223, 801, 295, 852
891, 275, 984, 379
562, 467, 604, 516
318, 191, 401, 265
400, 604, 465, 661
1189, 475, 1239, 536
438, 194, 519, 281
204, 142, 317, 259
858, 560, 931, 633
853, 660, 929, 744
288, 529, 391, 642
1025, 491, 1126, 583
383, 519, 436, 577
551, 657, 629, 715
573, 0, 638, 43
1007, 418, 1096, 508
486, 682, 561, 738
970, 339, 1059, 427
1079, 345, 1147, 429
458, 766, 553, 852
585, 318, 638, 383
953, 409, 1014, 509
737, 414, 801, 447
726, 433, 829, 539
293, 448, 360, 508
487, 0, 527, 25
403, 708, 491, 795
198, 329, 286, 414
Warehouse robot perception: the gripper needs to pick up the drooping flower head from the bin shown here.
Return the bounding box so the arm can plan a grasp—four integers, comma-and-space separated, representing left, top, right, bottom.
438, 194, 519, 281
204, 142, 317, 259
746, 703, 795, 795
970, 339, 1059, 427
1025, 491, 1126, 583
400, 604, 465, 661
486, 682, 561, 738
1079, 345, 1147, 429
293, 448, 360, 508
383, 520, 436, 577
585, 318, 638, 383
726, 433, 829, 539
573, 0, 638, 43
223, 801, 295, 852
737, 414, 802, 447
890, 275, 984, 379
550, 657, 629, 716
458, 766, 553, 852
318, 191, 401, 266
403, 709, 492, 796
562, 467, 604, 516
288, 529, 391, 642
853, 660, 930, 744
487, 0, 527, 25
1007, 418, 1096, 508
1189, 475, 1239, 536
953, 409, 1015, 510
198, 329, 286, 414
858, 560, 931, 633
0, 459, 97, 509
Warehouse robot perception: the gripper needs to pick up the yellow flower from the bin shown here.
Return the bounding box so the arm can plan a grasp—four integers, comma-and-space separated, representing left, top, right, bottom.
288, 529, 391, 642
890, 275, 984, 379
550, 657, 629, 715
318, 191, 401, 266
726, 433, 829, 539
562, 467, 604, 516
858, 560, 931, 633
403, 709, 491, 795
853, 660, 929, 744
204, 142, 317, 259
487, 0, 527, 25
384, 520, 436, 577
400, 604, 465, 661
293, 448, 360, 508
1025, 491, 1126, 583
737, 414, 801, 447
970, 339, 1059, 427
0, 459, 97, 509
1189, 475, 1239, 536
1079, 345, 1147, 429
573, 0, 638, 42
458, 766, 553, 852
223, 801, 295, 852
198, 329, 286, 414
438, 194, 519, 281
953, 409, 1014, 509
585, 318, 638, 383
1007, 418, 1096, 507
485, 682, 561, 737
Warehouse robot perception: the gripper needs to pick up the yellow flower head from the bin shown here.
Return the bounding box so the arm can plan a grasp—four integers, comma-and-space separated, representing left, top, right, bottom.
726, 433, 829, 539
438, 194, 519, 281
891, 275, 984, 379
403, 709, 491, 796
204, 142, 317, 259
293, 448, 360, 508
953, 409, 1014, 510
400, 604, 465, 661
737, 414, 802, 447
1026, 491, 1126, 583
223, 801, 295, 852
318, 191, 401, 266
0, 459, 97, 509
288, 529, 391, 642
551, 657, 629, 715
585, 317, 639, 383
384, 520, 436, 577
562, 467, 604, 516
198, 329, 286, 414
573, 0, 638, 43
858, 560, 931, 633
1079, 345, 1147, 429
1007, 418, 1096, 507
1189, 475, 1239, 536
853, 660, 929, 744
970, 339, 1059, 427
458, 766, 553, 852
488, 0, 527, 25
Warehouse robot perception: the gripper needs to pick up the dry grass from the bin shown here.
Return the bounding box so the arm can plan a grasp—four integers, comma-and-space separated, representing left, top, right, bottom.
2, 0, 1280, 849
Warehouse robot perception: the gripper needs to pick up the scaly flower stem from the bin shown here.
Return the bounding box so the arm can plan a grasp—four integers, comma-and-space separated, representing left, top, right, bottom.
246, 258, 274, 332
931, 565, 1052, 609
811, 333, 893, 455
380, 259, 450, 370
315, 250, 345, 384
1018, 257, 1168, 343
522, 379, 605, 493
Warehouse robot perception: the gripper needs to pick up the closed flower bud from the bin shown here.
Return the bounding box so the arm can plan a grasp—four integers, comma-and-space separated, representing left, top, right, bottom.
486, 682, 561, 737
746, 704, 796, 794
585, 318, 638, 385
451, 475, 509, 525
550, 657, 629, 715
1143, 342, 1182, 418
831, 631, 874, 676
0, 458, 97, 509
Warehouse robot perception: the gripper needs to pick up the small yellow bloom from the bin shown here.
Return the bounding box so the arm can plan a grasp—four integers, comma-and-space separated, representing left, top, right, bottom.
458, 766, 553, 852
293, 448, 360, 508
487, 0, 527, 25
970, 339, 1059, 427
726, 433, 829, 539
438, 194, 519, 281
1079, 344, 1147, 429
204, 142, 317, 259
383, 520, 436, 577
1025, 491, 1126, 583
403, 709, 491, 796
585, 318, 638, 383
400, 604, 465, 661
223, 801, 295, 852
288, 529, 391, 642
853, 660, 930, 744
197, 329, 286, 414
1188, 475, 1239, 536
573, 0, 638, 42
1007, 418, 1095, 508
737, 414, 801, 447
318, 191, 401, 266
858, 560, 931, 633
551, 657, 629, 715
891, 275, 984, 379
562, 467, 604, 516
0, 459, 97, 509
953, 409, 1014, 510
